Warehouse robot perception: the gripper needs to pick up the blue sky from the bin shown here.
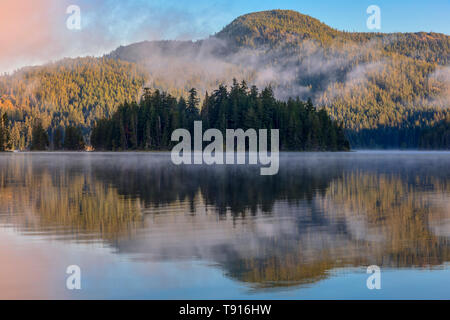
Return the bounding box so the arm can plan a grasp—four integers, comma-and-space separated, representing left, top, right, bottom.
78, 0, 450, 47
135, 0, 449, 36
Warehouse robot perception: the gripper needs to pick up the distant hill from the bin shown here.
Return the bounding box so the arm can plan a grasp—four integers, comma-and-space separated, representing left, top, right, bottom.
216, 10, 343, 47
0, 9, 449, 149
216, 10, 449, 64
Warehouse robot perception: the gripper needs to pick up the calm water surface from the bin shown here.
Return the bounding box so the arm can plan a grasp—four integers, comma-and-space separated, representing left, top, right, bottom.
0, 152, 449, 299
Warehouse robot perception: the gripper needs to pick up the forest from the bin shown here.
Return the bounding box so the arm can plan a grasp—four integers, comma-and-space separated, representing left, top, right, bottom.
91, 81, 350, 151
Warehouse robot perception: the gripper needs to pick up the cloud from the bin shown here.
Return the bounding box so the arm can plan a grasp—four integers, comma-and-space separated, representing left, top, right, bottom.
425, 66, 450, 109
0, 0, 68, 73
0, 0, 222, 74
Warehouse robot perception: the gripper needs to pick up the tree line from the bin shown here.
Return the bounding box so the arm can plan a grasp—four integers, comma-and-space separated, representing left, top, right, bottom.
1, 77, 448, 152
0, 113, 85, 151
91, 80, 351, 151
30, 123, 85, 151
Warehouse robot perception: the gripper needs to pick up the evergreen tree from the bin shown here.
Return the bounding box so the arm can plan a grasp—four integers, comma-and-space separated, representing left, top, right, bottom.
186, 88, 200, 134
0, 113, 11, 151
53, 127, 64, 150
31, 121, 49, 151
64, 126, 86, 151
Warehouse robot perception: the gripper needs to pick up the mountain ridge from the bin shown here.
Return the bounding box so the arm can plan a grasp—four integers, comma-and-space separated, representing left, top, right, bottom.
109, 10, 449, 65
0, 9, 449, 149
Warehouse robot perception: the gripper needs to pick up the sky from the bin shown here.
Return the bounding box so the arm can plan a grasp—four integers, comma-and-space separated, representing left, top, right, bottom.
0, 0, 449, 74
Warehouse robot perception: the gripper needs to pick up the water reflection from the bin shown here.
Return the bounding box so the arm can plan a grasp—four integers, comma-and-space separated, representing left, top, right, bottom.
0, 152, 449, 290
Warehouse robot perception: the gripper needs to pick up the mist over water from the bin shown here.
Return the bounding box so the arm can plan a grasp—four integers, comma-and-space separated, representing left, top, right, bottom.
0, 151, 449, 299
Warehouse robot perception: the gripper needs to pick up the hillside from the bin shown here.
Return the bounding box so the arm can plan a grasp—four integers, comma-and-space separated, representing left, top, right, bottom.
215, 10, 343, 47
0, 9, 449, 149
0, 58, 146, 148
216, 10, 450, 64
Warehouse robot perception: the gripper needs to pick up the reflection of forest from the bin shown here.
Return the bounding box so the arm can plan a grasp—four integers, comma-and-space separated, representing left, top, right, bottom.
0, 153, 449, 289
0, 155, 143, 241
90, 157, 343, 215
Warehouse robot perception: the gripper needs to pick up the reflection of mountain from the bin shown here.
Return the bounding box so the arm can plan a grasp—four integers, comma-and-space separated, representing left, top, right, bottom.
324, 171, 450, 266
0, 153, 449, 289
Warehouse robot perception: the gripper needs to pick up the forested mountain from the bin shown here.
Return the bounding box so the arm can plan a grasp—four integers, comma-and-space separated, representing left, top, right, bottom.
0, 9, 449, 149
216, 10, 449, 64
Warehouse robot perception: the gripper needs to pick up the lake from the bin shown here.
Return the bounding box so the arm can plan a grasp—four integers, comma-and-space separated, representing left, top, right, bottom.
0, 151, 449, 299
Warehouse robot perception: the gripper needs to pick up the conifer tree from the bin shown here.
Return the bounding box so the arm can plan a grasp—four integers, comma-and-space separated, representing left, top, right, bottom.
53, 127, 64, 150
64, 126, 85, 151
31, 121, 49, 151
0, 113, 11, 151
